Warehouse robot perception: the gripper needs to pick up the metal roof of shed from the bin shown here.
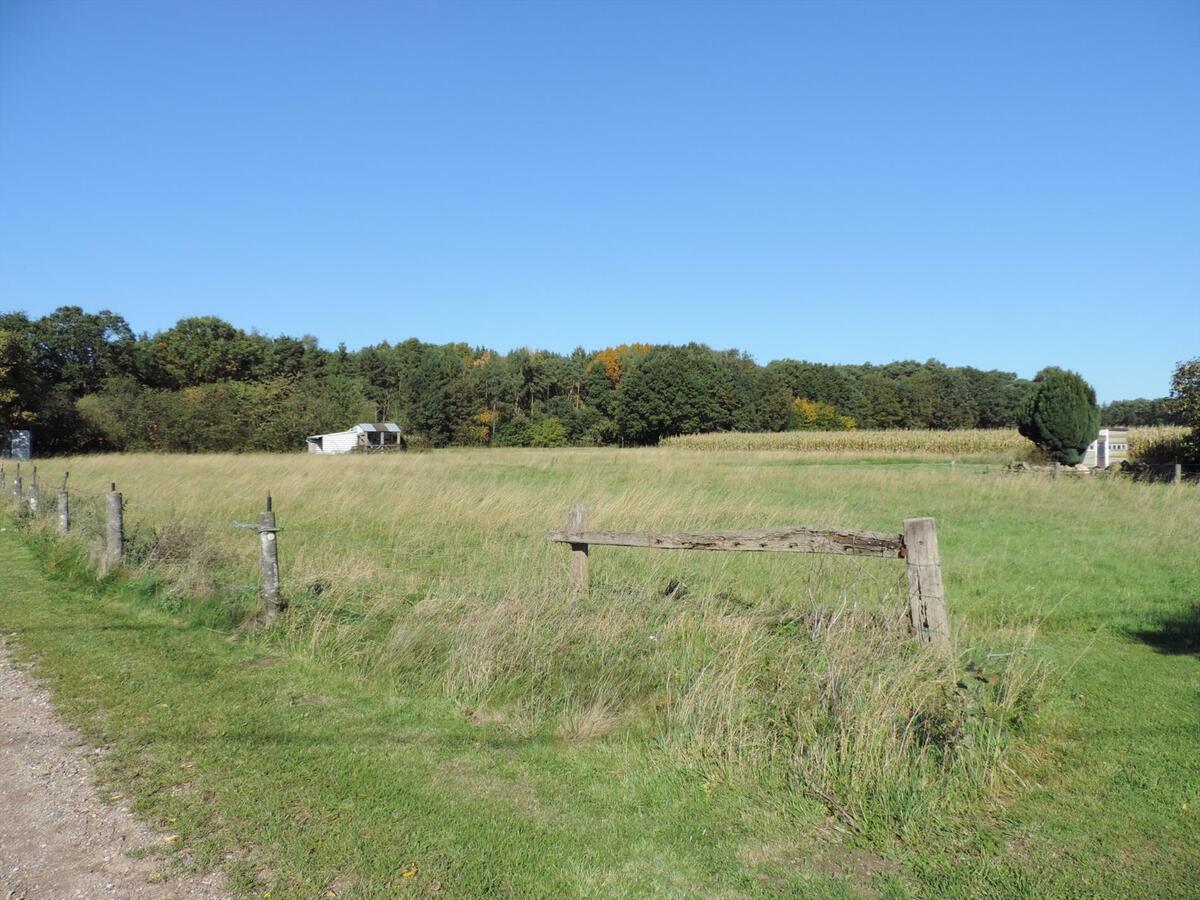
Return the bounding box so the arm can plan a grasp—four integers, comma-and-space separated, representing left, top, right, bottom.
353, 423, 401, 433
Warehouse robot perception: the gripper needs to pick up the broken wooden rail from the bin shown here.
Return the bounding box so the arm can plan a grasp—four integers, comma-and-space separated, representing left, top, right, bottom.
547, 504, 949, 647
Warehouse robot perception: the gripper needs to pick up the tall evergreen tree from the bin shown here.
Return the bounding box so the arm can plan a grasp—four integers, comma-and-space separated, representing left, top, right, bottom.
1017, 368, 1100, 465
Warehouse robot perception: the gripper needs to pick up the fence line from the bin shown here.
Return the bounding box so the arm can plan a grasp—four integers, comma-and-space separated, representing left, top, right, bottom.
547, 503, 950, 649
9, 456, 1194, 647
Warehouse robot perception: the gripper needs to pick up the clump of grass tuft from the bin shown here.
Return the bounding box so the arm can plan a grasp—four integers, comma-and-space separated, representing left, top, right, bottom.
389, 566, 1046, 831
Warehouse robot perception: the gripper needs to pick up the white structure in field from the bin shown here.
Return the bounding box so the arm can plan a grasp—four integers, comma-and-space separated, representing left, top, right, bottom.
2, 430, 32, 460
1082, 428, 1130, 468
306, 423, 403, 455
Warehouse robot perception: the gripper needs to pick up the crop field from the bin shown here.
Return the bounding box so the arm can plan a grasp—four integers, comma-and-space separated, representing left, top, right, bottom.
5, 447, 1200, 897
660, 425, 1187, 457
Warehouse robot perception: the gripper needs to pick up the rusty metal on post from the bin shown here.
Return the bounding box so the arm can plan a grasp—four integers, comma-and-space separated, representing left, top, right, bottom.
259, 492, 285, 622
565, 502, 589, 597
902, 517, 949, 649
104, 482, 124, 571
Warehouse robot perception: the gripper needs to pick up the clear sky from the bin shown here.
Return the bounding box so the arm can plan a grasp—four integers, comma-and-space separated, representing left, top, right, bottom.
1, 0, 1196, 401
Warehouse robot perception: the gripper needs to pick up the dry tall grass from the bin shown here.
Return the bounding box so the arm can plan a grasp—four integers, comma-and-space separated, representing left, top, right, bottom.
24, 448, 1197, 826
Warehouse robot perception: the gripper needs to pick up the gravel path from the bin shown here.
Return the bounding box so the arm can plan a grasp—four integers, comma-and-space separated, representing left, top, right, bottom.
0, 638, 226, 900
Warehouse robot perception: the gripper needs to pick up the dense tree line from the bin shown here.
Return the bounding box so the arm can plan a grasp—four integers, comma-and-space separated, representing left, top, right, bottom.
0, 305, 1159, 454
1099, 397, 1180, 427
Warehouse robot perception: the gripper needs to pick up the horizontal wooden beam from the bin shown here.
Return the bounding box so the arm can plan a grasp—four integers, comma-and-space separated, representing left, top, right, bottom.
546, 526, 905, 558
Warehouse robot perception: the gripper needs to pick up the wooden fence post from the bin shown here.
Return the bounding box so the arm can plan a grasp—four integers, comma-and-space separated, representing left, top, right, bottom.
903, 517, 949, 648
57, 473, 70, 534
259, 493, 285, 622
566, 502, 589, 597
11, 463, 21, 504
1174, 463, 1182, 485
28, 466, 39, 515
105, 483, 124, 571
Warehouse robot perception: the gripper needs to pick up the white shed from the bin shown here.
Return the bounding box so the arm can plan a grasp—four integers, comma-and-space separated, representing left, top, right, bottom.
1082, 428, 1130, 468
306, 423, 403, 455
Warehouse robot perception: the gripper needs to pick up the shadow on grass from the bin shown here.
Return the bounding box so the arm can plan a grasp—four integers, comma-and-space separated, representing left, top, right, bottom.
1130, 605, 1200, 657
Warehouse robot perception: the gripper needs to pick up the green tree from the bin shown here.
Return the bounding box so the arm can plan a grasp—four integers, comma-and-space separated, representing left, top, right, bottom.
1017, 368, 1100, 465
528, 416, 569, 447
616, 345, 755, 444
0, 327, 34, 431
145, 316, 267, 388
1169, 357, 1200, 462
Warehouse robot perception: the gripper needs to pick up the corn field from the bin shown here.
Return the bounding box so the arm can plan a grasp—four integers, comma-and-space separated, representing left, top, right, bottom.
659, 426, 1188, 457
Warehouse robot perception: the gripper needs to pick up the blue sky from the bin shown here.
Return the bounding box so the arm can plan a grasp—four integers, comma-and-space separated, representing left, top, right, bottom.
1, 0, 1196, 401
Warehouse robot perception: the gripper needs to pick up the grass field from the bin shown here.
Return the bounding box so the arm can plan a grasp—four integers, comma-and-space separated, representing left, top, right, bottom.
3, 447, 1199, 897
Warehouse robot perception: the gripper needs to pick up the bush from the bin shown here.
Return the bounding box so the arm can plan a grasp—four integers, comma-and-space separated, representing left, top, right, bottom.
493, 417, 532, 447
528, 416, 569, 448
1017, 368, 1100, 465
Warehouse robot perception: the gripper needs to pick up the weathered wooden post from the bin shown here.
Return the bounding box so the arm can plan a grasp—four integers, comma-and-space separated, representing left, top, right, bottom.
57, 472, 70, 534
566, 502, 589, 597
903, 517, 949, 648
27, 466, 40, 515
104, 482, 124, 570
11, 463, 22, 504
259, 493, 285, 622
0, 464, 5, 492
1174, 463, 1183, 485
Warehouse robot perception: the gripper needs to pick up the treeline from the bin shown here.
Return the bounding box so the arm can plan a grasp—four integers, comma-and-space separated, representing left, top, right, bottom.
0, 305, 1158, 454
1098, 397, 1180, 427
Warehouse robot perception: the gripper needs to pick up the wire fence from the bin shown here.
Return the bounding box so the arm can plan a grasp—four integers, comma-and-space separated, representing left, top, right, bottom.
0, 454, 1194, 630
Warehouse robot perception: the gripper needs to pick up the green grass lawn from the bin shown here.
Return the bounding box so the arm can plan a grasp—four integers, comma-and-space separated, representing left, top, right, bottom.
2, 449, 1199, 897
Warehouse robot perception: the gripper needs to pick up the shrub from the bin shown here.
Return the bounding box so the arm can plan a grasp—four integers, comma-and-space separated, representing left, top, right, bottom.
528, 416, 569, 448
1017, 368, 1100, 465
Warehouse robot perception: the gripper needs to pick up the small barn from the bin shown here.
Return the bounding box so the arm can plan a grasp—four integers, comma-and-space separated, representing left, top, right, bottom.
306, 423, 403, 455
1082, 428, 1130, 468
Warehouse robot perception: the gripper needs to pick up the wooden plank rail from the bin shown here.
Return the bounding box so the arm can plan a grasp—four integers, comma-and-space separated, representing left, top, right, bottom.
548, 504, 949, 650
546, 527, 904, 558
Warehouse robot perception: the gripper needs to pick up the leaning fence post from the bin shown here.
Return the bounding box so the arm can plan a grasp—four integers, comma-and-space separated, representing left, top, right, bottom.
57, 472, 70, 534
105, 482, 124, 571
903, 517, 949, 648
259, 492, 285, 622
566, 502, 589, 597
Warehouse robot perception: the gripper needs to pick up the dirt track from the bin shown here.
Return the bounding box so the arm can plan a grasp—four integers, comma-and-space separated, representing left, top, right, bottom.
0, 638, 226, 900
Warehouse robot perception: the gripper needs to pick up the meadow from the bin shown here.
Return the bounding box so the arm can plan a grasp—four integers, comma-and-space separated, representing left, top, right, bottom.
4, 445, 1199, 897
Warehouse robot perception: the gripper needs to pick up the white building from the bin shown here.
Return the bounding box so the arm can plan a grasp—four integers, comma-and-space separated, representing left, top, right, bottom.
1082, 428, 1130, 468
2, 430, 31, 460
306, 423, 403, 455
